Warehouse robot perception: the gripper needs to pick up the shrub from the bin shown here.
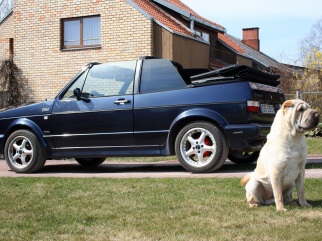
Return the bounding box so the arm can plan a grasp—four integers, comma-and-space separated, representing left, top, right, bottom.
0, 58, 27, 108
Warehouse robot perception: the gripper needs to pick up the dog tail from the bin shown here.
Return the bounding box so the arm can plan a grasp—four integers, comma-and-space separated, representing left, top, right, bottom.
240, 174, 251, 186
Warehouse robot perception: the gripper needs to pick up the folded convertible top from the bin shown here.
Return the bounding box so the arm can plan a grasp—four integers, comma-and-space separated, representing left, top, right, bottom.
190, 65, 280, 87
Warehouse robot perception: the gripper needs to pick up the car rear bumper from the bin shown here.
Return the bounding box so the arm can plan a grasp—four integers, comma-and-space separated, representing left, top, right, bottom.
223, 123, 271, 152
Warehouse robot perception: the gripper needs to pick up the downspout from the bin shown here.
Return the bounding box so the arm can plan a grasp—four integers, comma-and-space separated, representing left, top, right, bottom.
190, 18, 195, 34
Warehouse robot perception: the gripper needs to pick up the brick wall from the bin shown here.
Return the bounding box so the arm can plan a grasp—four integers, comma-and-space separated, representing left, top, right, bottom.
0, 0, 153, 102
0, 12, 14, 60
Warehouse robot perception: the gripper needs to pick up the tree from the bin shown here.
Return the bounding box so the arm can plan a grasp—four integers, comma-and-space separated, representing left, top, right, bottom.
300, 18, 322, 62
291, 18, 322, 112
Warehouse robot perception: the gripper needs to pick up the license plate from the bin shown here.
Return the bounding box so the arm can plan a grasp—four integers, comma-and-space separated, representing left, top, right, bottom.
261, 104, 275, 114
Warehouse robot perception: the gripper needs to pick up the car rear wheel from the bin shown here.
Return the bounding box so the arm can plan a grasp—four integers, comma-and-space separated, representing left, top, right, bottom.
5, 130, 46, 173
175, 121, 228, 173
228, 151, 259, 164
75, 158, 106, 166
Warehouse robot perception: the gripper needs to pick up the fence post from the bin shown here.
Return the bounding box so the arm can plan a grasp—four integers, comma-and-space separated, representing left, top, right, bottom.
296, 90, 301, 99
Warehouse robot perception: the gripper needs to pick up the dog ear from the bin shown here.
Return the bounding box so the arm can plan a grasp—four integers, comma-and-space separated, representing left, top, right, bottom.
282, 100, 293, 115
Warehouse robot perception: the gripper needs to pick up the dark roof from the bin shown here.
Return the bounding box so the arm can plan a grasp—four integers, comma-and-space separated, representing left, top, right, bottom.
218, 33, 282, 69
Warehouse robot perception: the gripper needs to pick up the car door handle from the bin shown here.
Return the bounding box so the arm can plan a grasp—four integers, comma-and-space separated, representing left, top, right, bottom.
114, 99, 131, 105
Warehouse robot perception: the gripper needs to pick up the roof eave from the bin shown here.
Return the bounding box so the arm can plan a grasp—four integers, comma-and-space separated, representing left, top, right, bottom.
126, 0, 209, 45
152, 0, 226, 33
152, 0, 190, 18
190, 15, 226, 33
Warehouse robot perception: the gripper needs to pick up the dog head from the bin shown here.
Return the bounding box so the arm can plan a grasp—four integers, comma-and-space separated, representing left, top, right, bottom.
281, 99, 320, 136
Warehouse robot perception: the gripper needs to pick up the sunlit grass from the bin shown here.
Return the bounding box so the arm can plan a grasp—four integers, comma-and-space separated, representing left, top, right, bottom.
306, 137, 322, 155
0, 178, 322, 240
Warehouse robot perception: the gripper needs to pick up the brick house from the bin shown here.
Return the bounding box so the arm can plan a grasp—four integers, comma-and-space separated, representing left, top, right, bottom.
0, 0, 228, 103
1, 0, 286, 105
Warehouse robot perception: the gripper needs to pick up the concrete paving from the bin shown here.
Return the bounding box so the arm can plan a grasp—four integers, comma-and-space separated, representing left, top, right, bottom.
0, 156, 322, 178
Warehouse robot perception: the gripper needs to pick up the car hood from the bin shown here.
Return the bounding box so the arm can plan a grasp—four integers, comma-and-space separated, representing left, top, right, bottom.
0, 100, 55, 119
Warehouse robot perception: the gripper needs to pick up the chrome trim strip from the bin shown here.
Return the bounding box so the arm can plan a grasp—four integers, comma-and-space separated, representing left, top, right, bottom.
134, 130, 169, 134
44, 130, 168, 138
54, 145, 160, 150
51, 107, 132, 115
134, 101, 244, 110
0, 114, 48, 121
44, 132, 133, 138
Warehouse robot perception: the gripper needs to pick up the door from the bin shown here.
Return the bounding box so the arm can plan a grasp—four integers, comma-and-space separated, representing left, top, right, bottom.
50, 60, 136, 149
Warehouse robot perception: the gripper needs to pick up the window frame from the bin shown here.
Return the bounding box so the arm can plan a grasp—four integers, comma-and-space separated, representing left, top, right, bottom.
61, 15, 101, 50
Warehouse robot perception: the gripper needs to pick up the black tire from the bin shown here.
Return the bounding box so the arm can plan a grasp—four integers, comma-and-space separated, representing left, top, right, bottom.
175, 121, 228, 173
228, 151, 259, 164
75, 158, 106, 166
4, 130, 46, 173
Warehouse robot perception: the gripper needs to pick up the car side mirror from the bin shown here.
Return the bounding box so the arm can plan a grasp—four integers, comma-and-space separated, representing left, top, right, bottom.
73, 88, 82, 101
73, 88, 91, 103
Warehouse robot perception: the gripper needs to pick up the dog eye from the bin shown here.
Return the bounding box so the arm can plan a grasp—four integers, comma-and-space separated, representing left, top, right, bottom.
298, 106, 305, 112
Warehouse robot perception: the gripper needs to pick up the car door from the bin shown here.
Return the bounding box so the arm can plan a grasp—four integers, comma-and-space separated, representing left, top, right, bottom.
50, 60, 136, 149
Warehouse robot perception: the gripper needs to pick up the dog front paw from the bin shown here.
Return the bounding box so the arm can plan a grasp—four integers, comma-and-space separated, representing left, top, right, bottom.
277, 207, 288, 212
300, 202, 312, 208
249, 203, 259, 208
285, 200, 298, 207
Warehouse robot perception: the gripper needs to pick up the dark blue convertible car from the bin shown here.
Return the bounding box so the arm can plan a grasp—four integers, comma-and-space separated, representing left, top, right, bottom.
0, 57, 285, 173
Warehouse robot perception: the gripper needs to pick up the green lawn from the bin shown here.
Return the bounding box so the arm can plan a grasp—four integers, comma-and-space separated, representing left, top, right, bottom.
0, 178, 322, 240
306, 137, 322, 155
0, 138, 321, 240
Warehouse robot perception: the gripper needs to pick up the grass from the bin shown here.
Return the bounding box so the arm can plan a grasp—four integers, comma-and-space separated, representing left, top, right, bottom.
306, 137, 322, 155
0, 177, 322, 240
0, 138, 321, 240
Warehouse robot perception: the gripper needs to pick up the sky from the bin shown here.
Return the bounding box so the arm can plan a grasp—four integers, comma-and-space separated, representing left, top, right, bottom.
180, 0, 322, 65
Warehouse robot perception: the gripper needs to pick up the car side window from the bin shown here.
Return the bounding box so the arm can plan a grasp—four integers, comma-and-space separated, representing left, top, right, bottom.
62, 61, 136, 99
140, 59, 186, 93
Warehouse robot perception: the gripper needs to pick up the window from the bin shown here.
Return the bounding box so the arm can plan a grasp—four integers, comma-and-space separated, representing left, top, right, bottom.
195, 31, 209, 42
202, 32, 209, 42
0, 0, 13, 23
62, 15, 100, 49
62, 61, 136, 99
140, 59, 186, 93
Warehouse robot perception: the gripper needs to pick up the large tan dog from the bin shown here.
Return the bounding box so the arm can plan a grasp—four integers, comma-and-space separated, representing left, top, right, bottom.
241, 99, 320, 211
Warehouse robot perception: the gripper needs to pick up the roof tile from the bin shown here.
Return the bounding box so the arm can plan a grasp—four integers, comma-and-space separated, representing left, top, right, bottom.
218, 33, 245, 54
132, 0, 193, 37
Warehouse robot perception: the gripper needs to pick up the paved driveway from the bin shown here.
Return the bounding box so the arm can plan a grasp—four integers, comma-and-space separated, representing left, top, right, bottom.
1, 156, 322, 178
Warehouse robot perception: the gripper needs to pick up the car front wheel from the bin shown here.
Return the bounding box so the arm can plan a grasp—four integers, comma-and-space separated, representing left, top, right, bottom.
5, 130, 46, 173
175, 121, 228, 173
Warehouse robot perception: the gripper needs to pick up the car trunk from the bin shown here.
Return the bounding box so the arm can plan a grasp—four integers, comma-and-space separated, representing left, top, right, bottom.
188, 65, 285, 124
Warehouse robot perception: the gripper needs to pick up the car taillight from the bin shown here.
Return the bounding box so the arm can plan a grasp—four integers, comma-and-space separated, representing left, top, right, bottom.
247, 100, 260, 113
